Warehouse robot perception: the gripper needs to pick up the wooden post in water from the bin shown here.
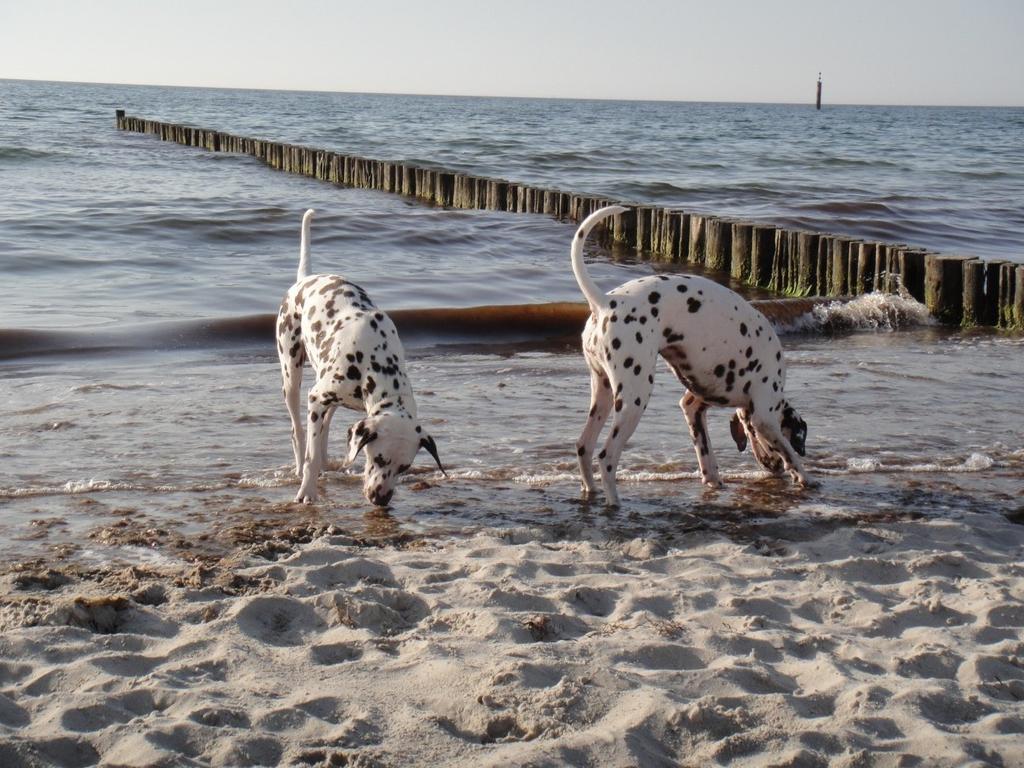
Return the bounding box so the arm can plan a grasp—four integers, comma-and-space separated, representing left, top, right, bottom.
730, 222, 753, 283
925, 255, 969, 325
816, 73, 822, 110
996, 262, 1017, 329
961, 259, 986, 328
1015, 265, 1024, 330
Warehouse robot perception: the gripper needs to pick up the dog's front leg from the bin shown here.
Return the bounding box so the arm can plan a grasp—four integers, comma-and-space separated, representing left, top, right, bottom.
282, 369, 305, 477
681, 393, 722, 488
296, 394, 330, 503
576, 366, 613, 498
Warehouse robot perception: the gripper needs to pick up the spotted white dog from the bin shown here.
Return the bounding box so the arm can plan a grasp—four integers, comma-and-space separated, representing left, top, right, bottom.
572, 206, 809, 506
276, 209, 443, 506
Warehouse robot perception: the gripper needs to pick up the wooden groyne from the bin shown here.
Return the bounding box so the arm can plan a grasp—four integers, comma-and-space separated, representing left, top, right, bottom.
115, 110, 1023, 330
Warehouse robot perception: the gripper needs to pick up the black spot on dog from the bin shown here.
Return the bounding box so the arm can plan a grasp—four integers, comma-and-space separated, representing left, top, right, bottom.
714, 364, 726, 377
676, 284, 688, 293
612, 338, 621, 350
687, 298, 702, 313
648, 291, 660, 304
634, 397, 642, 406
598, 449, 606, 460
615, 399, 623, 412
609, 300, 617, 309
577, 445, 585, 456
633, 365, 641, 376
624, 357, 634, 368
347, 365, 361, 380
740, 322, 748, 336
636, 332, 643, 344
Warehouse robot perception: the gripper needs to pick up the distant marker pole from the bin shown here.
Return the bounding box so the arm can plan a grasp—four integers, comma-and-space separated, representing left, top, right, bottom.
816, 73, 822, 110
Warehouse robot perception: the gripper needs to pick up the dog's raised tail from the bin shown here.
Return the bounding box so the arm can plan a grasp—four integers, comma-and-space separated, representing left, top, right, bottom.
570, 205, 628, 311
296, 208, 316, 282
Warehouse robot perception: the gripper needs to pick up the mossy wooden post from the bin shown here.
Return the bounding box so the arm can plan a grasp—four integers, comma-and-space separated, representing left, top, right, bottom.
925, 254, 969, 325
730, 222, 753, 283
635, 206, 654, 253
795, 232, 819, 296
981, 261, 1002, 327
816, 237, 830, 298
897, 248, 928, 302
612, 208, 637, 247
855, 243, 877, 295
829, 237, 851, 295
688, 214, 706, 265
996, 262, 1017, 329
704, 217, 731, 273
1015, 265, 1024, 330
750, 226, 776, 288
961, 259, 985, 327
661, 211, 684, 260
770, 230, 790, 293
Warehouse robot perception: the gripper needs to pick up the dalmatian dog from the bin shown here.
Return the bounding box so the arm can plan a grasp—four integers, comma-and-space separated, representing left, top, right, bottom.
572, 205, 809, 506
276, 209, 444, 506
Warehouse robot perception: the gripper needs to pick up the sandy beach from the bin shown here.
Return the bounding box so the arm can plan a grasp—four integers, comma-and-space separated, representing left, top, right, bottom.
2, 501, 1022, 767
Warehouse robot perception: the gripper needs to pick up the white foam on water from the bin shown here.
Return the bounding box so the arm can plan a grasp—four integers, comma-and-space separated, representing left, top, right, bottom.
818, 452, 996, 476
778, 291, 936, 334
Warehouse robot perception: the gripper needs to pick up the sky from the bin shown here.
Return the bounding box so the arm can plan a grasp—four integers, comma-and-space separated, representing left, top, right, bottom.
1, 0, 1022, 106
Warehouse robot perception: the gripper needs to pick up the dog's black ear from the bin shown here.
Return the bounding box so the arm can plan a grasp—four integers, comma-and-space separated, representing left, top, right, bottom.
729, 413, 748, 452
419, 434, 446, 477
345, 419, 378, 465
781, 403, 807, 457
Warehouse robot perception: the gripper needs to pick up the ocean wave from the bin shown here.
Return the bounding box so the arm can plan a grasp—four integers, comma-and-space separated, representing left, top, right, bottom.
776, 292, 935, 334
0, 296, 938, 363
0, 146, 61, 163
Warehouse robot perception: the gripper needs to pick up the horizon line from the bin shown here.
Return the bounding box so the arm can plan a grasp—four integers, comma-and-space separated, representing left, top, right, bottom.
4, 76, 1023, 110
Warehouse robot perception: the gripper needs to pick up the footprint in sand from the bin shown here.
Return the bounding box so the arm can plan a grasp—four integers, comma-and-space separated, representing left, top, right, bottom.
310, 641, 364, 665
232, 595, 324, 646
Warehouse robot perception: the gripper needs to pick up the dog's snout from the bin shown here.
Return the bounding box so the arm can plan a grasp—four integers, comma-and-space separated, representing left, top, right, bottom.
368, 487, 394, 508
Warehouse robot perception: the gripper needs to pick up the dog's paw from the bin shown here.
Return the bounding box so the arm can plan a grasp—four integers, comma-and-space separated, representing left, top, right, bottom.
701, 476, 724, 490
294, 487, 318, 504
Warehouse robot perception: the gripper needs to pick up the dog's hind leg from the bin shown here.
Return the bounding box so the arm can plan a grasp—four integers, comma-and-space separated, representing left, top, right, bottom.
576, 365, 614, 498
596, 358, 657, 507
320, 406, 336, 472
278, 340, 305, 477
681, 393, 722, 488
